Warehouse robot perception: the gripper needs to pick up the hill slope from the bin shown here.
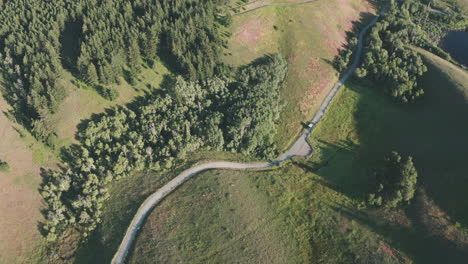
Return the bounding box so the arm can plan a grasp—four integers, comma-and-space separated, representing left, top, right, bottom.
123, 46, 468, 264
226, 0, 377, 150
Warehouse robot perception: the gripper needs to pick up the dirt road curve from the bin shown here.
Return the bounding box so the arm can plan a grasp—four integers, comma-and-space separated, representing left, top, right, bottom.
111, 5, 387, 264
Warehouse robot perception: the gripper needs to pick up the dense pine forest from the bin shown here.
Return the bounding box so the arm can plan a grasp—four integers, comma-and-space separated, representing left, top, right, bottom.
0, 0, 229, 141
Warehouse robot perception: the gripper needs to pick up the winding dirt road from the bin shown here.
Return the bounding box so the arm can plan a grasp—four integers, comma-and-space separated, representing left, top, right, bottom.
111, 5, 387, 264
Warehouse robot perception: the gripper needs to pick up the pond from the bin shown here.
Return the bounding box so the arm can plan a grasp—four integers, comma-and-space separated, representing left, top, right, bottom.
440, 30, 468, 66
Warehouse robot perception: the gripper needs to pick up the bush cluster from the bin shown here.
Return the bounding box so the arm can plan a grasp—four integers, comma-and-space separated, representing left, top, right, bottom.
368, 152, 418, 208
0, 160, 9, 172
40, 55, 288, 241
356, 0, 429, 103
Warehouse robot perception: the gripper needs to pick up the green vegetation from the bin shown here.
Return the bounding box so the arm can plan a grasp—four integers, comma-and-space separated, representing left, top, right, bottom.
32, 150, 45, 165
306, 52, 468, 262
95, 85, 119, 101
73, 169, 171, 264
334, 35, 358, 72
128, 51, 468, 263
0, 159, 9, 172
225, 55, 287, 157
73, 151, 252, 264
338, 0, 467, 103
40, 55, 287, 242
2, 0, 468, 263
226, 0, 377, 150
126, 165, 407, 264
367, 152, 419, 208
356, 0, 431, 102
0, 0, 230, 142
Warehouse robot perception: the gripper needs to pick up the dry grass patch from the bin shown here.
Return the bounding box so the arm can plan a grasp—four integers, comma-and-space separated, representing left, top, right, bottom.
228, 9, 281, 66
226, 0, 377, 151
0, 99, 52, 264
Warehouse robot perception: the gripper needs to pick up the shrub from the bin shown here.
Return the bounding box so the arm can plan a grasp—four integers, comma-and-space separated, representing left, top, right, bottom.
0, 160, 10, 172
97, 85, 119, 101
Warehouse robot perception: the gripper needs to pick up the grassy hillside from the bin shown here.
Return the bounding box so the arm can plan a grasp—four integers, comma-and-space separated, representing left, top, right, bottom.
129, 169, 293, 264
305, 48, 468, 262
226, 0, 377, 151
124, 49, 468, 263
3, 0, 467, 263
126, 164, 410, 264
0, 95, 58, 263
72, 152, 253, 264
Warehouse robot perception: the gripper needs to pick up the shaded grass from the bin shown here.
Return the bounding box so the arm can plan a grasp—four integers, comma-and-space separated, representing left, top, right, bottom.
305, 49, 468, 262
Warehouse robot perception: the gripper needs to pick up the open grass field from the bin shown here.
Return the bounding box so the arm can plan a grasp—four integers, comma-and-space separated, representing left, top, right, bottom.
0, 97, 56, 264
121, 48, 468, 263
126, 164, 407, 264
225, 0, 377, 151
128, 169, 292, 264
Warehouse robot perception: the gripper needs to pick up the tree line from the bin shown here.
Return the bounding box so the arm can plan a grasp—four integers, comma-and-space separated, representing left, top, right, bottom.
0, 0, 230, 142
355, 0, 429, 103
334, 0, 467, 103
40, 55, 288, 241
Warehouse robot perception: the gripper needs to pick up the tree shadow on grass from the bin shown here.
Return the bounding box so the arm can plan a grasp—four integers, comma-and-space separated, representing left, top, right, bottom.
307, 60, 468, 262
350, 60, 468, 227
331, 199, 468, 264
297, 138, 371, 200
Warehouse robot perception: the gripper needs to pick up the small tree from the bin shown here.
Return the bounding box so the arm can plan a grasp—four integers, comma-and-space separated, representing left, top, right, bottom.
368, 152, 418, 208
0, 159, 10, 172
85, 63, 98, 85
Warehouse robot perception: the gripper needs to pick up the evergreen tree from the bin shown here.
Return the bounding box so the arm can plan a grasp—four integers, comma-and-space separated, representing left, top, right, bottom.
85, 63, 98, 85
368, 152, 419, 208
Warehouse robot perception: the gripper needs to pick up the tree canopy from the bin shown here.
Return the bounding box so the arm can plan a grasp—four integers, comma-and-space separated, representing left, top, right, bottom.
368, 152, 419, 208
40, 54, 288, 241
0, 0, 230, 141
